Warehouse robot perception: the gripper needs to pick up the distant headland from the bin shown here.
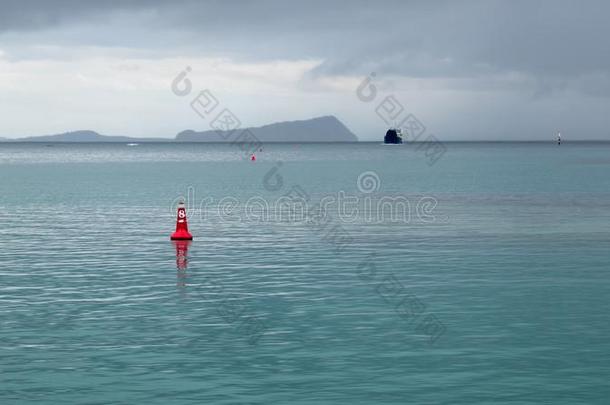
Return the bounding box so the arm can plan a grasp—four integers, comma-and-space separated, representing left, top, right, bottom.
0, 116, 358, 143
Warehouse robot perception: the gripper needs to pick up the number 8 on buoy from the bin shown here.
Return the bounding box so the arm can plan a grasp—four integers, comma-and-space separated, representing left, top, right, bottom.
170, 201, 193, 240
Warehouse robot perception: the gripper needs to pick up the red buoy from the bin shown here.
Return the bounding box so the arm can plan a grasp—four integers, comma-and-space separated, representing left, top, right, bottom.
251, 154, 256, 161
170, 201, 193, 240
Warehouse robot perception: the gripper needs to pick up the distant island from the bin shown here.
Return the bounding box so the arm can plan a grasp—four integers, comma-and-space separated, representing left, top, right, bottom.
9, 131, 167, 143
176, 116, 357, 142
0, 116, 358, 143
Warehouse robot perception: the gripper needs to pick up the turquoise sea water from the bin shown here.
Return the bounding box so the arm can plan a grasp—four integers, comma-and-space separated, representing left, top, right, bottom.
1, 142, 609, 404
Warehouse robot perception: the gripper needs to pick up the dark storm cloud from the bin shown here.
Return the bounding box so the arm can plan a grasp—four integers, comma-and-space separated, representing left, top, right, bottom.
2, 0, 609, 84
3, 0, 609, 77
303, 0, 610, 82
0, 0, 131, 31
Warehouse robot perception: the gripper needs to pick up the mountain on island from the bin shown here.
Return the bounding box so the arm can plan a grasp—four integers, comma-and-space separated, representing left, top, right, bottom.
0, 115, 358, 142
175, 115, 357, 142
12, 130, 166, 143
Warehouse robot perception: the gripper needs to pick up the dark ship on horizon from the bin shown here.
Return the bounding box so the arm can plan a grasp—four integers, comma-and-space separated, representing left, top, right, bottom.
384, 127, 403, 144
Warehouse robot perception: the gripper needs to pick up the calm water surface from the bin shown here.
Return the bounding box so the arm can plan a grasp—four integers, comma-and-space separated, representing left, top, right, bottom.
1, 142, 609, 404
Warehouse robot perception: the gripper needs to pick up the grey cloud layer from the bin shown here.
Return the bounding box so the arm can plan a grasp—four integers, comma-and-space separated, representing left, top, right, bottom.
1, 0, 609, 139
2, 0, 608, 80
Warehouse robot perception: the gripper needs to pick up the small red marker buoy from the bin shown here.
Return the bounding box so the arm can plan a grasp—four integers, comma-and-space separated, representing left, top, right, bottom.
170, 201, 193, 240
251, 154, 256, 161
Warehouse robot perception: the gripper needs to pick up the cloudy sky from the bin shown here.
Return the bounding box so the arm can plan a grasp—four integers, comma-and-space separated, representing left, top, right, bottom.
0, 0, 608, 140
